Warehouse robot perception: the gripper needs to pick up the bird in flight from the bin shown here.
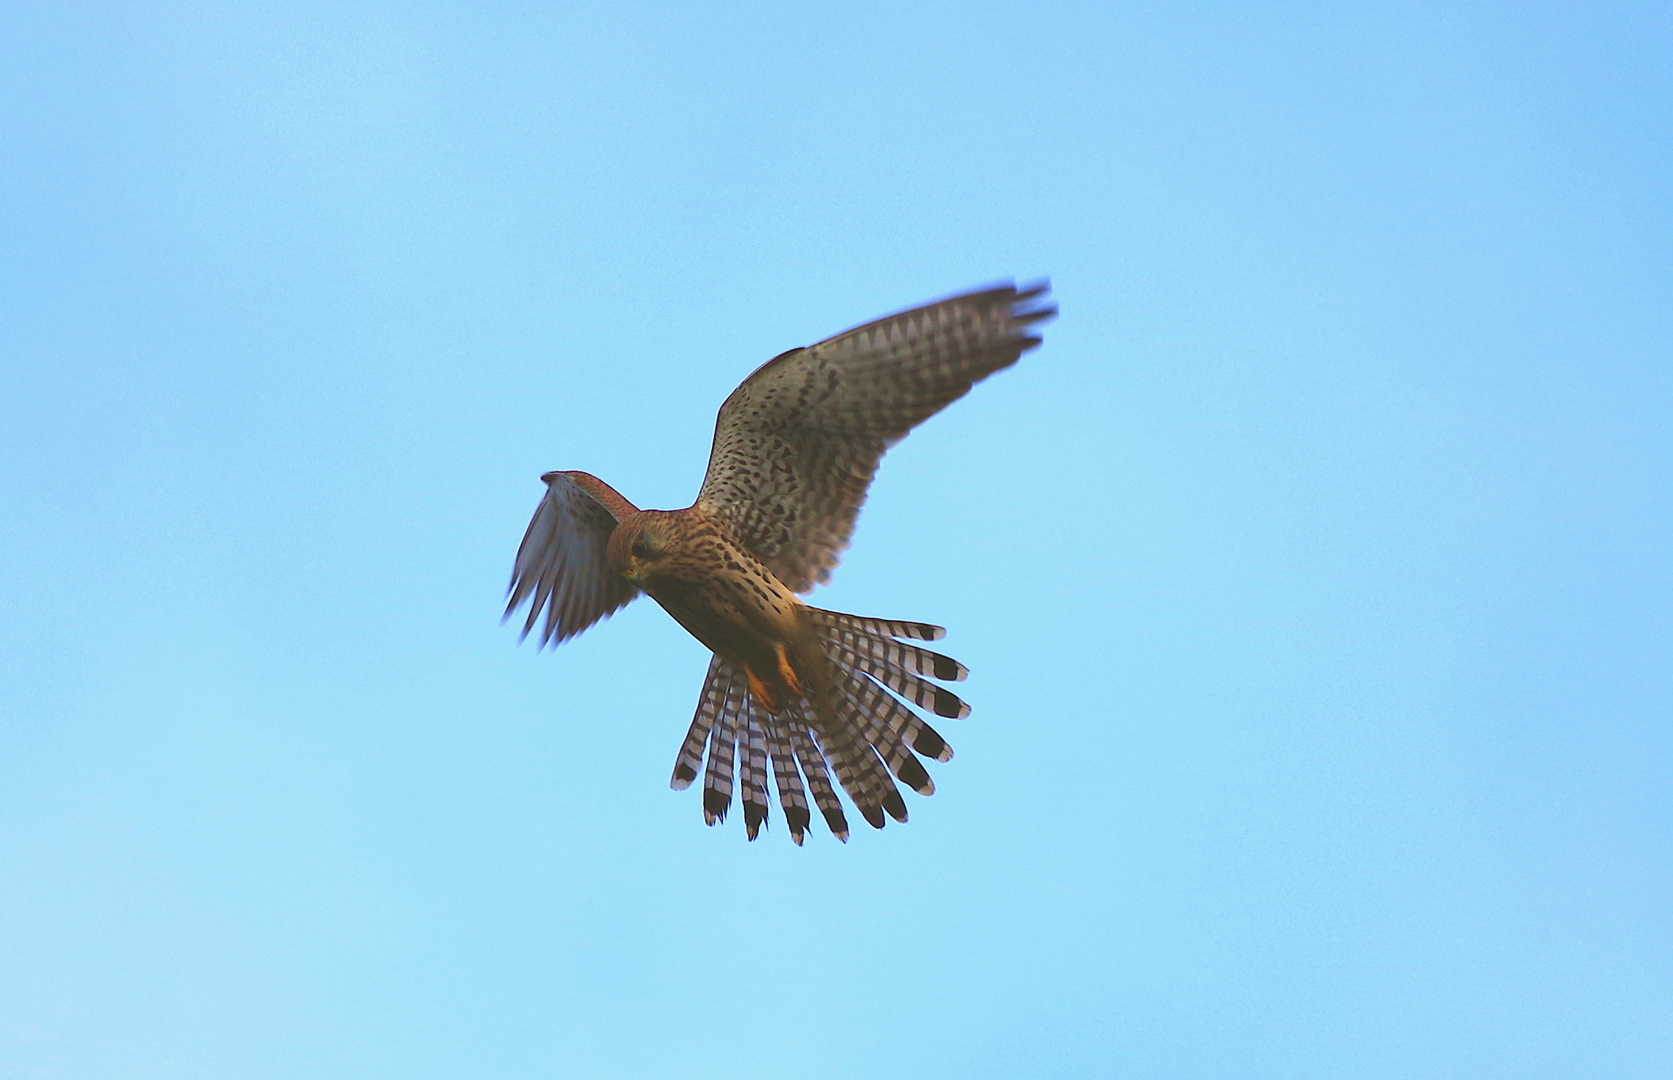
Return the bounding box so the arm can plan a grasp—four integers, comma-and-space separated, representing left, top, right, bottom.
505, 282, 1054, 843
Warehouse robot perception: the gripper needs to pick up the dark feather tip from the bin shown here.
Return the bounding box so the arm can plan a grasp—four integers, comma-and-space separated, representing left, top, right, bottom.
882, 792, 908, 823
670, 763, 697, 789
932, 687, 966, 718
897, 756, 932, 794
702, 789, 730, 822
743, 800, 768, 840
821, 807, 850, 840
932, 654, 962, 681
912, 727, 948, 760
861, 804, 886, 829
786, 806, 811, 835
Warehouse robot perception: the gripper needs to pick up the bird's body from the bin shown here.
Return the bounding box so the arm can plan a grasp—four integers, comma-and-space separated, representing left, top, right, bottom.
611, 501, 817, 715
507, 283, 1054, 842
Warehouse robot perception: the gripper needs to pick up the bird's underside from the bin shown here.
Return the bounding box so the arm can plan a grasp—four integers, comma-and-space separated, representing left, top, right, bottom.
505, 281, 1054, 842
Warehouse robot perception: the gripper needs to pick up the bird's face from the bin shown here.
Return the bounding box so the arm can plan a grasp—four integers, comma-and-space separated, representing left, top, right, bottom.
610, 513, 675, 583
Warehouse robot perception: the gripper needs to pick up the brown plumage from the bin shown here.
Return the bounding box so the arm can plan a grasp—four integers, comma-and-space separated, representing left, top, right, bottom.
505, 282, 1054, 842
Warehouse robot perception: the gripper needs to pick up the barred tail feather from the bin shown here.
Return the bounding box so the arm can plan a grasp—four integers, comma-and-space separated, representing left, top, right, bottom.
809, 609, 945, 642
814, 720, 901, 829
825, 640, 970, 721
701, 665, 744, 825
671, 655, 731, 790
764, 712, 812, 844
820, 628, 968, 684
819, 648, 956, 765
740, 708, 771, 840
785, 707, 849, 841
829, 667, 937, 796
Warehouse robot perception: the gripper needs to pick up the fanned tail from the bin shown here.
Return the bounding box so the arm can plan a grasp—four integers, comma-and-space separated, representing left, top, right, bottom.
667, 607, 966, 843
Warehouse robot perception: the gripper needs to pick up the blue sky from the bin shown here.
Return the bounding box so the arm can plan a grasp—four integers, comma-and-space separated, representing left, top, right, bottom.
2, 2, 1669, 1077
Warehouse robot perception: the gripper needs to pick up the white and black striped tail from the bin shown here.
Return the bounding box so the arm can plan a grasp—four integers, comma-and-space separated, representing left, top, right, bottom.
667, 608, 967, 843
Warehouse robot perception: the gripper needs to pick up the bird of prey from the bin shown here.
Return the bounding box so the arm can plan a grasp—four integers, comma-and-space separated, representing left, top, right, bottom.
505, 282, 1054, 843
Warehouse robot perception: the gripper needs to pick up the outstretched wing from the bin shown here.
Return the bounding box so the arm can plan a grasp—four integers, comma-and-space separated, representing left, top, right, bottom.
694, 282, 1054, 593
504, 470, 641, 647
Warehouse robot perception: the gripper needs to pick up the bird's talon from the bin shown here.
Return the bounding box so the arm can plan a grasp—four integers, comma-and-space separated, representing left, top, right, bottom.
745, 667, 780, 714
774, 644, 804, 698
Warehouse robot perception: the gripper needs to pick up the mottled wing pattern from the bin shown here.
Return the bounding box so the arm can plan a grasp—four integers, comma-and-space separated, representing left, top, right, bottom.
695, 282, 1055, 592
504, 471, 641, 646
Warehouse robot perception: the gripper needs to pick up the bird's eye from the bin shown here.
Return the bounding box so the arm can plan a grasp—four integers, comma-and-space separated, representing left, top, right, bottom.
631, 539, 649, 559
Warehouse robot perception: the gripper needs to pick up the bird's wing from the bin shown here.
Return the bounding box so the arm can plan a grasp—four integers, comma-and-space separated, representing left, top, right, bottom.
504, 470, 641, 647
694, 282, 1055, 593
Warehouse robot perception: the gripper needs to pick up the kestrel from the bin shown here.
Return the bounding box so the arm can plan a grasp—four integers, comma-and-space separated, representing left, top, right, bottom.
506, 282, 1054, 842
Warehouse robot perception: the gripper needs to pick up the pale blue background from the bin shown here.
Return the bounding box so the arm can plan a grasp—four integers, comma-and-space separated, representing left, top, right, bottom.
3, 2, 1669, 1077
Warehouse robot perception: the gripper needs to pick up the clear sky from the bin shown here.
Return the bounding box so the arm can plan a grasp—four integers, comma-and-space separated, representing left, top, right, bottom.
3, 2, 1669, 1077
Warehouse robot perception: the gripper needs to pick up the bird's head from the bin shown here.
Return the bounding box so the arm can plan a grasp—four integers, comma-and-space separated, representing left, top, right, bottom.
609, 511, 677, 583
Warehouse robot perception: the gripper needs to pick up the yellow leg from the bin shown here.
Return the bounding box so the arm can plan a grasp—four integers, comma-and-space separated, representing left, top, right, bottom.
774, 643, 804, 697
745, 666, 780, 714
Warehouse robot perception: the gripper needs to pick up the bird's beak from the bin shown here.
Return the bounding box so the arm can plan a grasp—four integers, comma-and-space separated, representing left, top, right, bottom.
621, 558, 640, 581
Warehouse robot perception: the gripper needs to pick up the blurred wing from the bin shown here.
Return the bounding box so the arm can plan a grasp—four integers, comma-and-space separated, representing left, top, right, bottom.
504, 471, 641, 647
695, 281, 1054, 592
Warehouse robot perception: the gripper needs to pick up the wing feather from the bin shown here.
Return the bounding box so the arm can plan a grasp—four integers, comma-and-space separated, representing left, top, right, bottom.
504, 471, 640, 647
694, 282, 1054, 592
